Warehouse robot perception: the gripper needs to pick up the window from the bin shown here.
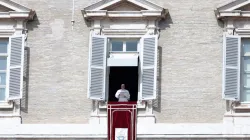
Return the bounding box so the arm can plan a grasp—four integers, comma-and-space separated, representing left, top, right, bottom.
223, 36, 250, 102
110, 39, 138, 52
242, 39, 250, 102
0, 39, 8, 101
88, 35, 158, 101
0, 36, 25, 102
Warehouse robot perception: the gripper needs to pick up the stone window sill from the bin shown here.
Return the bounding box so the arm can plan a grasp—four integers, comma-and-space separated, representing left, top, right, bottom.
233, 103, 250, 110
99, 101, 146, 109
224, 112, 250, 117
0, 101, 13, 108
224, 103, 250, 117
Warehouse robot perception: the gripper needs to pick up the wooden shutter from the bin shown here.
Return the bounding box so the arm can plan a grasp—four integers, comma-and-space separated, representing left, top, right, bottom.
7, 35, 24, 100
140, 35, 158, 100
87, 35, 107, 100
223, 35, 241, 101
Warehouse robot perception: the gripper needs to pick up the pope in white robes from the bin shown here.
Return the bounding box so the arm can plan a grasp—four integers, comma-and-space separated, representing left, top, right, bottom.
115, 84, 130, 102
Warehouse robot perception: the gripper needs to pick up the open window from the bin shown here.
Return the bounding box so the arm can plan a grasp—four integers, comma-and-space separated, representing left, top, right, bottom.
87, 35, 158, 102
222, 35, 250, 103
108, 66, 139, 102
0, 35, 25, 102
216, 1, 250, 111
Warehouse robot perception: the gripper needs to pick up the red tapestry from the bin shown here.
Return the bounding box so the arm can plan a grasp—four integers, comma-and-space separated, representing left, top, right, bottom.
108, 102, 137, 140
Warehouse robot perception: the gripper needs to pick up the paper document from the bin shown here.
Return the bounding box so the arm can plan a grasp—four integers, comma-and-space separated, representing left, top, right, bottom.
115, 128, 128, 140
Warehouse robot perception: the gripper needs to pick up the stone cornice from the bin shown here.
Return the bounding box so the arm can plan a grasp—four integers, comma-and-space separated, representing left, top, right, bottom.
216, 10, 250, 19
0, 0, 31, 12
215, 0, 250, 19
84, 0, 164, 11
83, 10, 167, 19
1, 11, 35, 19
0, 0, 35, 20
83, 0, 167, 20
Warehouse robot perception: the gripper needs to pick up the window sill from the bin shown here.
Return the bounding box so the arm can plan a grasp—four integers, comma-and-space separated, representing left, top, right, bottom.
0, 101, 13, 108
234, 106, 250, 110
224, 112, 250, 117
99, 101, 146, 109
233, 103, 250, 110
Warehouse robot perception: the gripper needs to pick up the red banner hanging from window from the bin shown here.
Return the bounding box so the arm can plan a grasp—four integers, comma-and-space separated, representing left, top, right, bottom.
107, 102, 137, 140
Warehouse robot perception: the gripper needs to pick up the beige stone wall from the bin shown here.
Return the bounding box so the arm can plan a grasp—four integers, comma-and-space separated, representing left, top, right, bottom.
13, 0, 97, 123
12, 0, 233, 123
151, 0, 229, 123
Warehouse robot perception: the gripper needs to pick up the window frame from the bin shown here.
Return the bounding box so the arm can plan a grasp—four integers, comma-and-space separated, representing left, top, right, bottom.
0, 39, 9, 102
107, 38, 140, 102
241, 38, 250, 103
109, 39, 139, 53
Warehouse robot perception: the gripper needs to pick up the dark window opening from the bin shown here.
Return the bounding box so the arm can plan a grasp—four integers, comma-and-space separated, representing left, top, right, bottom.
108, 66, 138, 102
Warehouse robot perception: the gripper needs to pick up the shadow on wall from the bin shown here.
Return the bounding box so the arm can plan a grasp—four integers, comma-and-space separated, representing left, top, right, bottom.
158, 12, 173, 31
26, 14, 40, 31
153, 46, 162, 113
214, 12, 224, 29
153, 13, 172, 113
84, 17, 92, 28
21, 14, 40, 113
21, 47, 30, 113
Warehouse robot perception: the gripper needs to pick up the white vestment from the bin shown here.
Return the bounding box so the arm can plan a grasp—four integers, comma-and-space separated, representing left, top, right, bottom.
115, 89, 130, 102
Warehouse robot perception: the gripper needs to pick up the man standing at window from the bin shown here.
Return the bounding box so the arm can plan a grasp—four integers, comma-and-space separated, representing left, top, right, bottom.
115, 84, 130, 102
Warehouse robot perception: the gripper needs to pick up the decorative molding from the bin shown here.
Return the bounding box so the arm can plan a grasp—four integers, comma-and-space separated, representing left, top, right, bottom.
82, 0, 167, 20
235, 28, 250, 36
0, 0, 31, 11
102, 28, 147, 36
215, 0, 250, 19
84, 10, 165, 19
0, 29, 15, 37
84, 0, 164, 11
0, 1, 35, 20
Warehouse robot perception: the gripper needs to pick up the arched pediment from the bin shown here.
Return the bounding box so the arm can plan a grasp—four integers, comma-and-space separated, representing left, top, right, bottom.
82, 0, 167, 20
0, 0, 35, 20
216, 0, 250, 19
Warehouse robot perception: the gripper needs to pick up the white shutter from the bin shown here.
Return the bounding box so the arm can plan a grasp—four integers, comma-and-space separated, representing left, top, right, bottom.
223, 35, 241, 101
140, 35, 158, 100
87, 35, 107, 100
7, 35, 24, 100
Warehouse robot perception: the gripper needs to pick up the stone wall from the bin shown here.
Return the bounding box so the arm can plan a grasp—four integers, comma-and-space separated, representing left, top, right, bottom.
10, 0, 232, 123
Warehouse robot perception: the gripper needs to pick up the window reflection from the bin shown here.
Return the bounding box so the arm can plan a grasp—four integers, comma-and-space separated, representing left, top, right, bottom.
0, 57, 7, 70
126, 41, 137, 52
111, 41, 123, 52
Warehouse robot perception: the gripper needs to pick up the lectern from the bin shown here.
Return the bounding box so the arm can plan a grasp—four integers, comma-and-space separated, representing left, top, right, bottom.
107, 102, 137, 140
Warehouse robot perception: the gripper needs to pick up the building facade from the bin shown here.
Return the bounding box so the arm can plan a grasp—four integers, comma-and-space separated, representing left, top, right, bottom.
0, 0, 250, 139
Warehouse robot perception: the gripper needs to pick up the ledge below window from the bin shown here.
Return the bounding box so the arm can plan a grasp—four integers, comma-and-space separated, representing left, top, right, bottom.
99, 101, 146, 109
224, 112, 250, 117
234, 106, 250, 110
0, 101, 13, 109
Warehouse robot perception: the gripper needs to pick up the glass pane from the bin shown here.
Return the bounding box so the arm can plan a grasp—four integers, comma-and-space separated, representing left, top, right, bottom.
244, 74, 250, 87
0, 57, 7, 70
244, 57, 250, 71
243, 39, 250, 56
0, 73, 6, 85
0, 88, 5, 101
242, 89, 250, 102
0, 41, 8, 53
126, 41, 137, 52
111, 41, 123, 51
